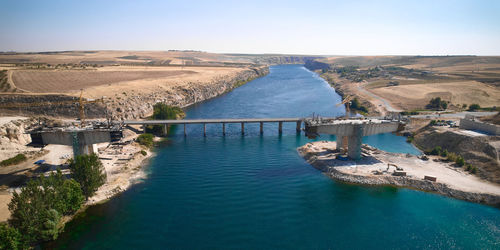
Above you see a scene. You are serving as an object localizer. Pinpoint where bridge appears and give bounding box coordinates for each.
[124,118,304,136]
[30,117,404,160]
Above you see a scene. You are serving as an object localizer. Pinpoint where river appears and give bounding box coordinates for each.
[50,65,499,249]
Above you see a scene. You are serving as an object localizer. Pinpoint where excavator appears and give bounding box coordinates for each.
[0,89,104,127]
[335,95,354,153]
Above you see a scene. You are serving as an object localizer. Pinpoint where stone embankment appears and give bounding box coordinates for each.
[0,66,269,120]
[298,141,500,207]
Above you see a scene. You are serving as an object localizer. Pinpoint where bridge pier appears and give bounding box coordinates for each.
[184,124,186,136]
[296,121,302,133]
[260,122,264,134]
[164,124,169,136]
[347,125,363,160]
[241,123,245,135]
[142,124,146,133]
[279,121,283,133]
[336,135,344,151]
[222,123,226,136]
[203,123,206,137]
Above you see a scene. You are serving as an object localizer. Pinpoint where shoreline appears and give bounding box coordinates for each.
[298,141,500,208]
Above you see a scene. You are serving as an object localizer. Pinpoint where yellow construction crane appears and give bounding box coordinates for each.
[336,95,354,118]
[0,89,104,127]
[335,95,354,153]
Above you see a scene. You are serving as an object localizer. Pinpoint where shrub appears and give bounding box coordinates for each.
[470,166,478,174]
[447,152,458,162]
[430,146,442,156]
[0,154,27,167]
[137,133,154,148]
[69,154,107,199]
[140,150,147,156]
[429,120,437,126]
[455,156,465,166]
[468,104,481,111]
[440,149,448,157]
[465,164,472,171]
[0,223,24,250]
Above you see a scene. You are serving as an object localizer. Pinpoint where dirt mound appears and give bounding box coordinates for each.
[414,127,500,184]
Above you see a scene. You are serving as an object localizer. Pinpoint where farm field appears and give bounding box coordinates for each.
[11,69,196,93]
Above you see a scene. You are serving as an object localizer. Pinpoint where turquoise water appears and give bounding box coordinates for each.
[50,65,499,249]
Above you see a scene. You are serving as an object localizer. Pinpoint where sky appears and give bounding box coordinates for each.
[1,0,499,55]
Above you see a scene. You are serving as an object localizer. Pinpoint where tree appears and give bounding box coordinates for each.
[41,170,84,214]
[426,97,448,110]
[468,104,481,111]
[0,223,24,250]
[152,103,184,120]
[69,154,107,199]
[137,133,154,148]
[7,170,83,245]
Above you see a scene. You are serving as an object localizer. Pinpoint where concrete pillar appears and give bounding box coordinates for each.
[184,124,186,136]
[164,124,168,136]
[347,125,363,160]
[222,123,226,136]
[279,121,283,133]
[241,123,245,135]
[203,123,206,137]
[142,124,146,133]
[296,121,302,133]
[336,135,343,151]
[260,122,264,134]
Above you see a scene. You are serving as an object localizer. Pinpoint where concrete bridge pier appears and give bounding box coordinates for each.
[336,136,344,151]
[203,123,206,137]
[279,121,283,133]
[260,122,264,134]
[241,123,245,135]
[296,121,302,133]
[184,124,187,136]
[347,125,363,160]
[164,124,169,136]
[222,123,226,136]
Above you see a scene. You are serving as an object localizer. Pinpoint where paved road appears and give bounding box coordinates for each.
[409,111,497,119]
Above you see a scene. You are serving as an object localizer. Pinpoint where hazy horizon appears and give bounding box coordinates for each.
[2,0,499,55]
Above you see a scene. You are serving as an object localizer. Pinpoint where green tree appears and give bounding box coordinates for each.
[69,154,107,199]
[430,146,442,155]
[152,103,184,120]
[0,223,24,250]
[468,104,481,111]
[41,170,84,214]
[137,133,154,148]
[8,179,61,244]
[7,170,83,245]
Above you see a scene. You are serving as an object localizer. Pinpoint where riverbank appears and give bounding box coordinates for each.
[298,141,500,207]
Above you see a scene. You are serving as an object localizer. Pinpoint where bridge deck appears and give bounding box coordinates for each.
[124,117,304,125]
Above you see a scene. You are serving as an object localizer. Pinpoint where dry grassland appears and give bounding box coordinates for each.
[370,81,500,110]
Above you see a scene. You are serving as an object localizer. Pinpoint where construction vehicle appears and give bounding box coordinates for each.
[0,89,104,127]
[335,95,354,153]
